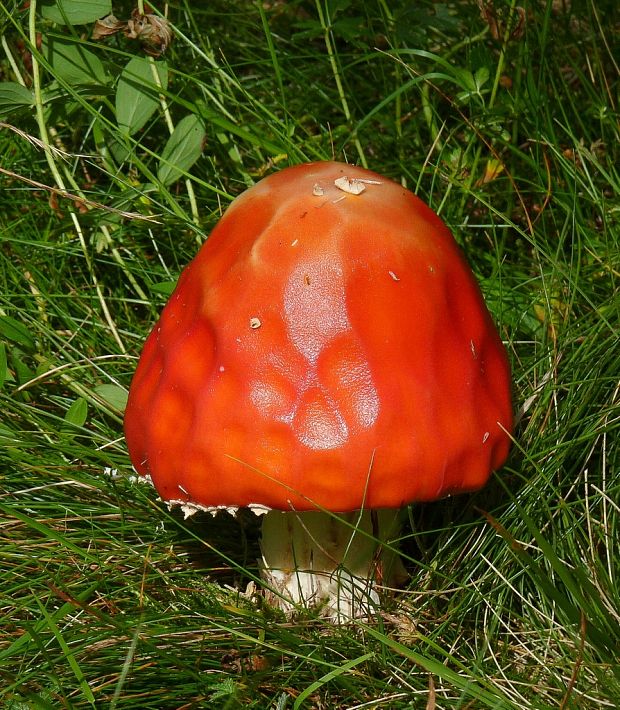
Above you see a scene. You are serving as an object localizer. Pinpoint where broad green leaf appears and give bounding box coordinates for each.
[0,316,36,351]
[149,280,177,296]
[44,35,108,86]
[64,397,88,427]
[41,0,111,25]
[474,65,490,89]
[107,136,132,167]
[455,68,476,92]
[158,114,206,186]
[116,57,168,135]
[10,349,34,386]
[94,384,128,412]
[0,82,34,115]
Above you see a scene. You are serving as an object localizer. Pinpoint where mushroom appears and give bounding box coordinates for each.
[124,161,513,620]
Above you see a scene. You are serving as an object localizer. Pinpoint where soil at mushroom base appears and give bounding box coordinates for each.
[124,160,513,620]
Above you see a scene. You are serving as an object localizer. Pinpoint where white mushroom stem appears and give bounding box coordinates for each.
[258,509,407,621]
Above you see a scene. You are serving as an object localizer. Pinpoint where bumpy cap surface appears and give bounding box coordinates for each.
[124,161,513,512]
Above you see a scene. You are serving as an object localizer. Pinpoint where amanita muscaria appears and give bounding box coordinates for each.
[124,161,512,619]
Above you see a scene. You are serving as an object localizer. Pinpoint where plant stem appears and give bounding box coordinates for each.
[28,0,126,353]
[314,0,366,166]
[148,54,201,235]
[1,34,26,85]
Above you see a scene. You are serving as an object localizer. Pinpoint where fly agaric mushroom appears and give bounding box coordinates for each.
[124,161,512,620]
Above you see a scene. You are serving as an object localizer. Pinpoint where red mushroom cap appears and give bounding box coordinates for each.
[124,161,512,512]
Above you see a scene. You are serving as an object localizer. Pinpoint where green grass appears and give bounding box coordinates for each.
[1,0,619,707]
